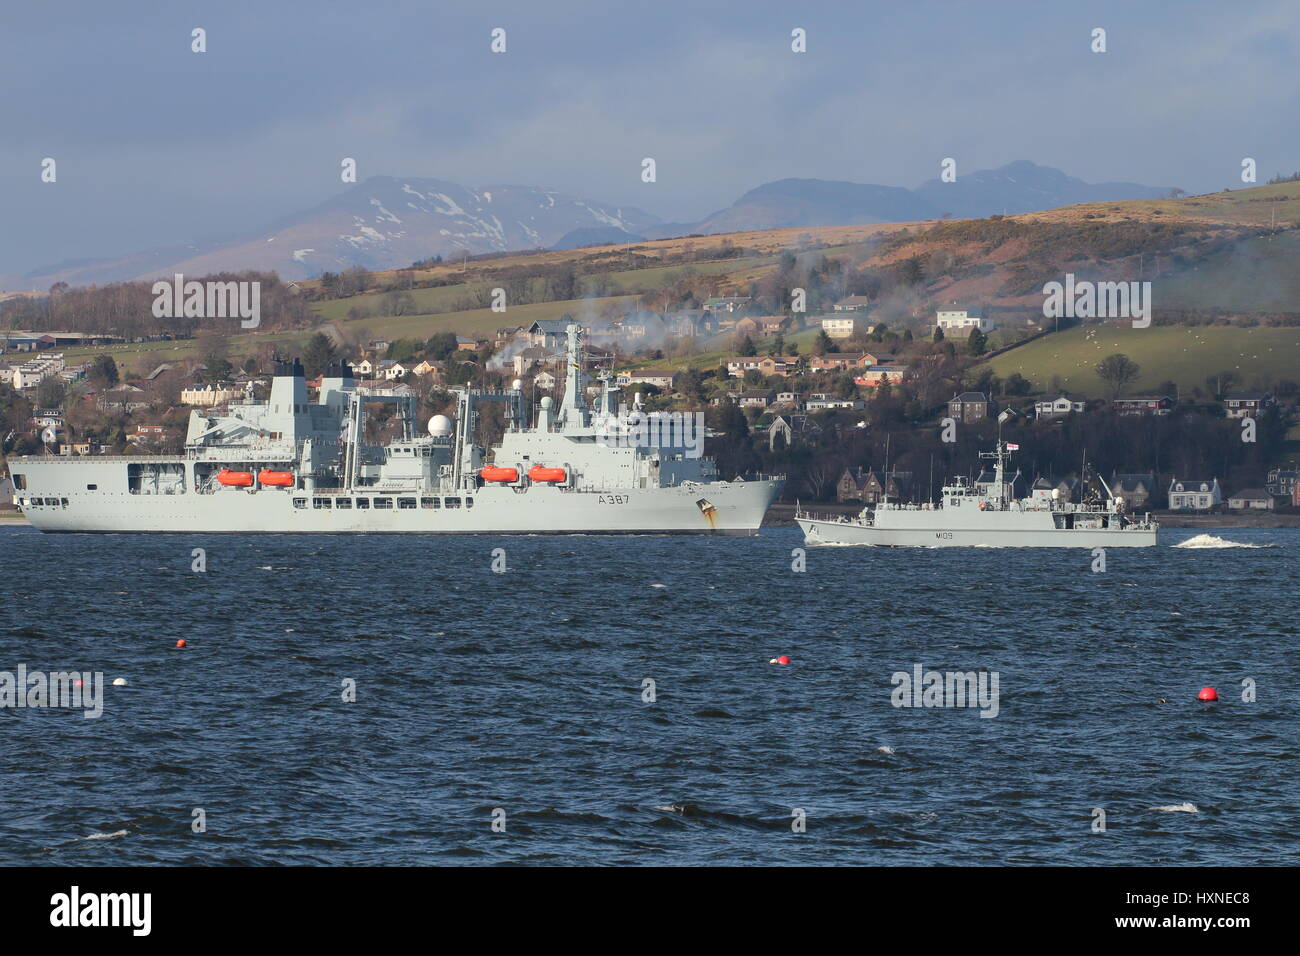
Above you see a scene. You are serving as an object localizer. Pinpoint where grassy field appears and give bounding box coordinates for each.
[1058,182,1300,227]
[310,257,770,325]
[51,329,316,374]
[331,295,643,342]
[985,324,1300,396]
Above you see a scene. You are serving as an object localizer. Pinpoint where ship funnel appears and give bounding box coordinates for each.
[319,361,355,407]
[270,357,308,409]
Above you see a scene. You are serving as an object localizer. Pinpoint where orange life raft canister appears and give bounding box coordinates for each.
[216,469,254,487]
[528,466,567,483]
[258,470,295,487]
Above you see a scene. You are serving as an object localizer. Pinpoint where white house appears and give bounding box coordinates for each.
[820,315,869,339]
[936,308,993,337]
[619,369,679,390]
[1227,488,1273,510]
[1167,477,1222,511]
[1034,394,1086,419]
[181,384,244,407]
[533,370,557,390]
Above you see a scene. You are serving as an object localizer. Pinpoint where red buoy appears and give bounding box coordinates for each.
[176,639,187,648]
[1197,686,1218,701]
[770,655,791,666]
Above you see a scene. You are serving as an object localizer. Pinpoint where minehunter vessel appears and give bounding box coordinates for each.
[795,441,1157,547]
[12,324,782,534]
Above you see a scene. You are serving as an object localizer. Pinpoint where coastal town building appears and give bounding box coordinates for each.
[1222,392,1274,418]
[935,308,993,337]
[948,391,997,423]
[1266,469,1299,501]
[619,369,680,390]
[1227,488,1273,510]
[1110,473,1157,509]
[1034,394,1087,419]
[737,389,776,409]
[180,384,244,407]
[854,365,907,387]
[837,468,912,504]
[820,314,869,338]
[1111,396,1174,416]
[1167,477,1222,511]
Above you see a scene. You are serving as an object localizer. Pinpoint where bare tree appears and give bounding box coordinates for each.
[1096,353,1141,400]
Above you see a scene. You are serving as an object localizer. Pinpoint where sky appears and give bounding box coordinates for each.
[1,0,1298,277]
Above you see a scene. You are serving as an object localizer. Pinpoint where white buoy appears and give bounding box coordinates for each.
[112,678,127,686]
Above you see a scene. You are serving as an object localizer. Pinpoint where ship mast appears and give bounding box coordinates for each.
[557,323,589,430]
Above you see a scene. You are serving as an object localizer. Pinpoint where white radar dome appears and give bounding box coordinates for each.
[512,378,524,391]
[428,415,453,437]
[540,396,554,409]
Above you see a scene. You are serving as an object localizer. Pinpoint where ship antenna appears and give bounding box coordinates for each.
[882,433,890,505]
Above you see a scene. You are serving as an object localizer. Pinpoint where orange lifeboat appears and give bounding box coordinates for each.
[258,470,295,487]
[216,469,254,487]
[479,465,519,483]
[528,465,567,483]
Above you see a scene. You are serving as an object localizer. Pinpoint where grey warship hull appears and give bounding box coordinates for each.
[797,513,1157,548]
[12,323,782,535]
[796,440,1158,548]
[16,462,777,535]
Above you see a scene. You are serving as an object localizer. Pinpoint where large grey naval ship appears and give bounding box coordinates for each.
[12,324,783,534]
[796,441,1158,548]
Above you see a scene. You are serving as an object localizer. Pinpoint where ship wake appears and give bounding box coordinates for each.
[1172,533,1269,549]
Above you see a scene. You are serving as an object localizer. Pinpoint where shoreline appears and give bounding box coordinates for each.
[5,507,1298,531]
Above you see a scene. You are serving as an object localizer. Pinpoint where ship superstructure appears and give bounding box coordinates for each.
[795,441,1157,547]
[12,324,782,534]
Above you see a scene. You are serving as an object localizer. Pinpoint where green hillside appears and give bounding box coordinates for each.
[986,324,1300,396]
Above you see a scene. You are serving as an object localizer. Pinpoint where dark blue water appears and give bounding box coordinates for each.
[1,524,1295,865]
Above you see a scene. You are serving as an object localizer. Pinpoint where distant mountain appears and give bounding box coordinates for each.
[686,161,1176,235]
[689,178,939,234]
[8,177,660,289]
[914,160,1174,218]
[4,162,1177,290]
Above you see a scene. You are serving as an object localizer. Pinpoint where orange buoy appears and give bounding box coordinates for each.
[528,465,567,483]
[176,639,187,648]
[216,469,254,487]
[257,469,295,487]
[1197,686,1218,701]
[479,465,519,483]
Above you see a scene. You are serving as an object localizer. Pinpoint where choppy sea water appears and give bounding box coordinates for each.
[1,525,1295,866]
